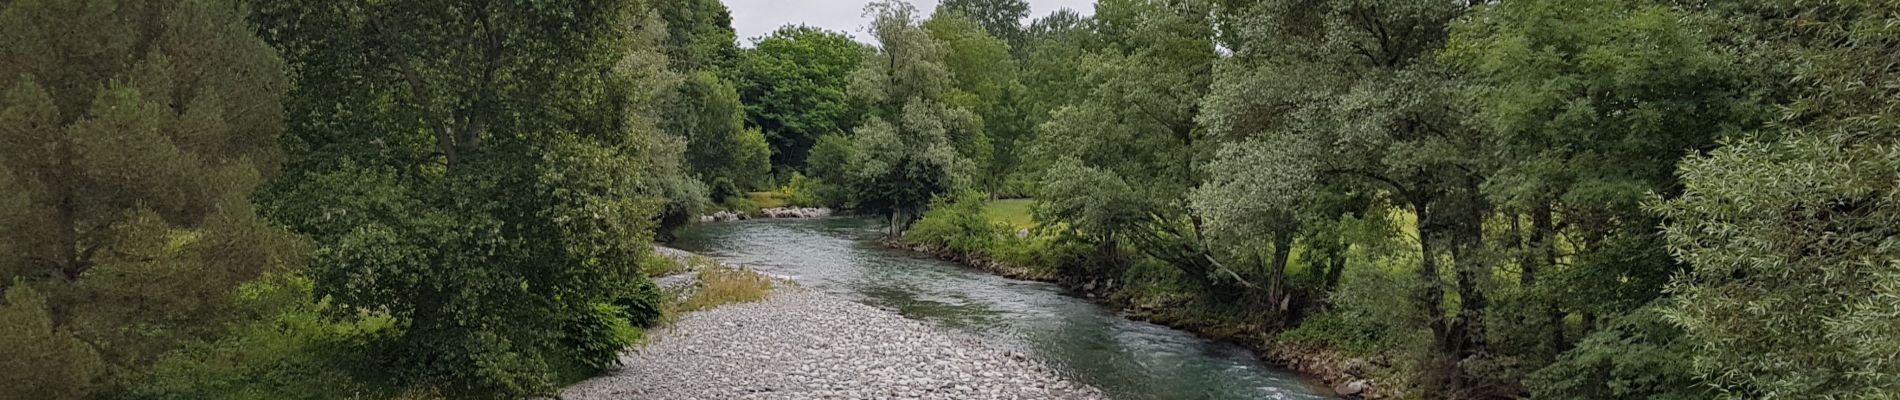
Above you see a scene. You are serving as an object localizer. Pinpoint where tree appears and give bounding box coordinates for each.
[925,11,1026,193]
[937,0,1030,50]
[666,71,771,201]
[1031,0,1223,288]
[844,1,979,234]
[0,0,305,395]
[1655,3,1900,397]
[249,1,680,396]
[1443,0,1755,370]
[733,25,867,170]
[656,0,740,72]
[1198,0,1486,394]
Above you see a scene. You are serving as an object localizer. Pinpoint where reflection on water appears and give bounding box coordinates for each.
[671,217,1335,400]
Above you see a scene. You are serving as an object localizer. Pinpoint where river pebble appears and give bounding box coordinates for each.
[561,284,1105,400]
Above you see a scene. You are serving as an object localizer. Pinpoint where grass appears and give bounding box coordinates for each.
[747,191,789,209]
[638,251,689,277]
[983,199,1035,229]
[663,265,774,322]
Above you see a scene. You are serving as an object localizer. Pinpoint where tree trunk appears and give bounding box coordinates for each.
[1412,201,1456,395]
[1529,205,1564,356]
[1267,229,1295,312]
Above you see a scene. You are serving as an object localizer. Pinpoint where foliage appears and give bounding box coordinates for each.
[248,0,693,396]
[1526,305,1705,400]
[733,26,867,170]
[0,285,105,399]
[0,0,306,396]
[666,71,773,201]
[936,0,1030,50]
[837,1,982,232]
[655,0,740,72]
[131,274,397,400]
[905,191,1005,256]
[1657,137,1900,398]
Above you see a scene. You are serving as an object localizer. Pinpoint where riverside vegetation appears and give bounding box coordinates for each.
[0,0,1896,399]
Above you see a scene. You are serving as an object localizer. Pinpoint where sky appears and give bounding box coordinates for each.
[721,0,1097,45]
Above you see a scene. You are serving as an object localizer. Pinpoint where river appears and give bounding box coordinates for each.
[670,217,1336,400]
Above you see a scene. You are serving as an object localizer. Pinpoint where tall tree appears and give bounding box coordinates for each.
[938,0,1030,50]
[656,0,740,72]
[0,0,303,395]
[1443,0,1755,369]
[249,1,684,396]
[733,25,867,170]
[925,11,1026,193]
[844,1,979,234]
[668,71,772,201]
[1197,0,1484,394]
[1032,0,1222,287]
[1656,1,1900,398]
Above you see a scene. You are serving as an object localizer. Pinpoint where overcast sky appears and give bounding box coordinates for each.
[722,0,1097,45]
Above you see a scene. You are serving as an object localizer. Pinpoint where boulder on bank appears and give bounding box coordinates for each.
[695,207,833,223]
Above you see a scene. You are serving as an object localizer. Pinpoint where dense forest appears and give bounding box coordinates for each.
[0,0,1895,399]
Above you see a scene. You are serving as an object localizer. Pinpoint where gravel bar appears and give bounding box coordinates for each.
[561,283,1105,400]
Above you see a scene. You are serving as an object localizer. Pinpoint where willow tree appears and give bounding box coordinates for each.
[1032,0,1223,288]
[0,0,302,396]
[1656,1,1900,398]
[843,1,979,234]
[1195,0,1485,393]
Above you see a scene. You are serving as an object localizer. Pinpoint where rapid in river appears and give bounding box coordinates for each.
[670,217,1336,400]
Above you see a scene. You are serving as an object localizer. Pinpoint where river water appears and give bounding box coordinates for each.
[671,217,1335,400]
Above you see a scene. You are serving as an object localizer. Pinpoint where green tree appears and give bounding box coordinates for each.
[733,26,867,170]
[249,1,680,396]
[0,0,306,395]
[844,1,980,234]
[666,71,772,201]
[656,0,740,72]
[925,11,1027,194]
[1197,0,1485,393]
[937,0,1030,50]
[1031,0,1223,288]
[1652,2,1900,398]
[1443,0,1755,371]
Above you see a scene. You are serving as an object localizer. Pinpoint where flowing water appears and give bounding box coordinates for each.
[671,217,1337,400]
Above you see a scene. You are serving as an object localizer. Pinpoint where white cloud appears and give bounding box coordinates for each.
[722,0,1097,45]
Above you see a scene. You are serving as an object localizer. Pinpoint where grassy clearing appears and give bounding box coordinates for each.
[662,265,774,324]
[983,199,1035,229]
[748,191,789,209]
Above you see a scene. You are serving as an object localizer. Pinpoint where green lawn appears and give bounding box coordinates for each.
[984,199,1035,229]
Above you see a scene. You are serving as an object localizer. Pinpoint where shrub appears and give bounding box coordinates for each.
[131,274,397,400]
[557,302,641,373]
[1527,305,1708,400]
[904,191,1004,255]
[614,278,666,329]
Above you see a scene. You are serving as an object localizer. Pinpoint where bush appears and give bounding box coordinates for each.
[904,191,1004,255]
[1527,305,1707,400]
[131,274,397,400]
[1281,263,1429,356]
[785,172,847,208]
[614,278,666,329]
[557,302,641,374]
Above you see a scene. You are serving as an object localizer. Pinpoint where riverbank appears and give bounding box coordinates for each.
[890,240,1378,398]
[563,247,1105,400]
